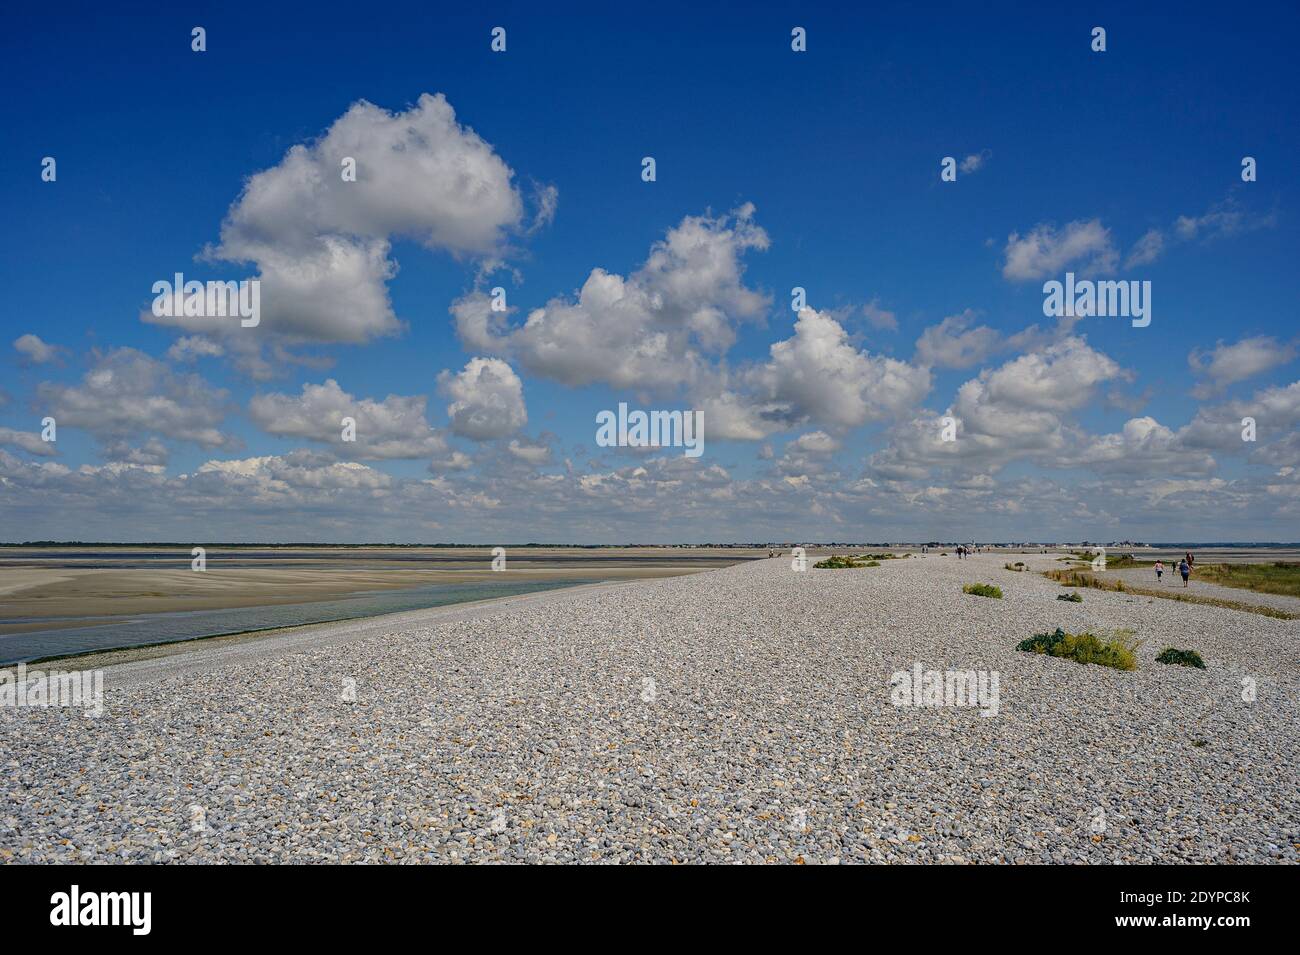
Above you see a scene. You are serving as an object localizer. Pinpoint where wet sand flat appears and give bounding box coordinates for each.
[0,565,705,630]
[0,547,768,635]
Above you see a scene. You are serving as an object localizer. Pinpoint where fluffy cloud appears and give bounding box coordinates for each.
[694,389,773,442]
[1002,219,1117,281]
[167,336,226,362]
[0,428,1293,543]
[788,431,841,454]
[1181,380,1300,452]
[1060,417,1217,476]
[37,348,235,449]
[976,336,1123,414]
[249,378,449,459]
[914,310,1003,369]
[741,308,931,432]
[101,438,170,467]
[453,204,770,391]
[1189,336,1297,396]
[195,451,393,494]
[871,337,1126,477]
[1251,431,1300,468]
[150,93,532,346]
[428,450,474,472]
[0,427,57,457]
[437,358,527,440]
[449,209,927,441]
[507,436,553,465]
[13,334,61,364]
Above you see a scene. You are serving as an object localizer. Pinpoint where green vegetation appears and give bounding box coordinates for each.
[1047,569,1124,591]
[962,583,1003,599]
[814,551,899,568]
[1063,550,1148,569]
[1193,562,1300,599]
[1041,568,1297,620]
[1004,561,1027,571]
[814,555,872,569]
[814,555,860,569]
[1155,647,1206,669]
[1056,592,1083,603]
[1059,557,1300,598]
[1095,554,1146,569]
[1016,627,1139,671]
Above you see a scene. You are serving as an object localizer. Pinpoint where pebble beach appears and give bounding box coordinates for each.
[2,553,1297,864]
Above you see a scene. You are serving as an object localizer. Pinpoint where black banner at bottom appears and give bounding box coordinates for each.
[0,863,1283,941]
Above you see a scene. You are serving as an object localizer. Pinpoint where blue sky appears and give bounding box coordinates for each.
[2,1,1298,543]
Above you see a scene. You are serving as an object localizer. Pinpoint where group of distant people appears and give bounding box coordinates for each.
[1153,552,1195,587]
[938,544,1198,587]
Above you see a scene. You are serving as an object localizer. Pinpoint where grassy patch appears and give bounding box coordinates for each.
[814,555,861,569]
[1056,592,1082,603]
[1016,627,1139,671]
[1192,562,1300,599]
[814,555,879,569]
[1060,558,1300,597]
[1062,550,1148,569]
[963,583,1003,599]
[1004,561,1027,571]
[1096,554,1147,569]
[1046,569,1124,591]
[1155,647,1206,669]
[1041,568,1297,620]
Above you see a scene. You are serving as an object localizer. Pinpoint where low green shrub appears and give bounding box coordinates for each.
[1155,647,1206,669]
[963,583,1003,599]
[1016,627,1138,671]
[1056,592,1083,603]
[814,555,868,569]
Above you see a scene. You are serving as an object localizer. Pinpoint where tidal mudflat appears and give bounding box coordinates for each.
[0,546,761,662]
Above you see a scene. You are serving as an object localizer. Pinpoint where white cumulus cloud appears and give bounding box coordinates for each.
[1002,219,1117,281]
[438,358,528,440]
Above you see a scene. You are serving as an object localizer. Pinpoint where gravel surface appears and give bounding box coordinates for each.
[2,554,1297,864]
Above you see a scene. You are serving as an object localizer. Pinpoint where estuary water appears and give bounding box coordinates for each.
[0,577,598,664]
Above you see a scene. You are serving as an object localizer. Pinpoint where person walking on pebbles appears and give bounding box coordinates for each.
[1154,559,1164,583]
[1178,557,1191,588]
